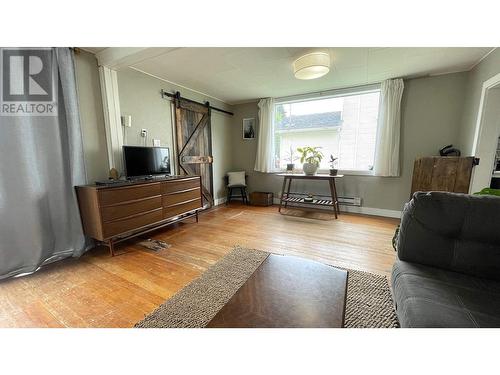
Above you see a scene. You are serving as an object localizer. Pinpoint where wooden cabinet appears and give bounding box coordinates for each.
[76,176,203,256]
[410,156,476,196]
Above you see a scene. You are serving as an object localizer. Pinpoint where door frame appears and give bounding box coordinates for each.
[470,72,500,193]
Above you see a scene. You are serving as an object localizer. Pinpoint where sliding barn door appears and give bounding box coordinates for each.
[174,98,214,207]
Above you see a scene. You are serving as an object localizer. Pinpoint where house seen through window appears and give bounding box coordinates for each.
[273,88,381,172]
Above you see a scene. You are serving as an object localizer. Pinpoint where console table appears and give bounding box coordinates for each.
[277,173,343,219]
[75,175,203,256]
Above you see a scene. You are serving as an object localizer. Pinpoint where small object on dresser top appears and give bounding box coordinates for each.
[95,179,130,186]
[108,167,120,180]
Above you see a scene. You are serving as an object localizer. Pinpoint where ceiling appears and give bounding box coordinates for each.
[81,47,107,54]
[96,47,494,104]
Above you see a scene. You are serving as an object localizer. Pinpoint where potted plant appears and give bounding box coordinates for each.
[297,146,324,175]
[284,146,299,172]
[329,155,338,176]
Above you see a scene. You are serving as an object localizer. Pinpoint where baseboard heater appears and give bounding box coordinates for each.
[338,196,362,206]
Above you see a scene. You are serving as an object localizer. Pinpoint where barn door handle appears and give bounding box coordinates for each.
[181,155,214,164]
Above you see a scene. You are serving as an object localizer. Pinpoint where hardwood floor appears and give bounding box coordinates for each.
[0,204,399,327]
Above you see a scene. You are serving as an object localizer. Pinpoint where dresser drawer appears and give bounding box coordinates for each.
[162,178,200,194]
[163,200,202,219]
[163,188,201,207]
[103,209,163,239]
[101,196,162,222]
[99,183,161,206]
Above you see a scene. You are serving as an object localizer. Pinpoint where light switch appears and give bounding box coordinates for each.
[121,115,132,127]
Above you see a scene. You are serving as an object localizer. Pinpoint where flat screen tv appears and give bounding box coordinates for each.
[123,146,171,178]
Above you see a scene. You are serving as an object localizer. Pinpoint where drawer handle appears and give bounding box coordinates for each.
[164,198,201,209]
[105,207,163,223]
[101,195,162,207]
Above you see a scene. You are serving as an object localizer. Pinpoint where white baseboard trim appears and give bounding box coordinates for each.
[271,198,401,219]
[214,197,227,206]
[339,205,402,219]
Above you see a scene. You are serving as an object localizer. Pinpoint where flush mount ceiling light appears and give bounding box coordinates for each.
[293,52,330,80]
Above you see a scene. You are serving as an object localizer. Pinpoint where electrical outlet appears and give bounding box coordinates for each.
[153,139,161,147]
[141,129,147,137]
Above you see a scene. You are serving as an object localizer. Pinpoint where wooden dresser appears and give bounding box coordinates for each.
[410,156,477,196]
[75,176,203,255]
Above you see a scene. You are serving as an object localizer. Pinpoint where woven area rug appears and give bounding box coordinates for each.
[135,246,399,328]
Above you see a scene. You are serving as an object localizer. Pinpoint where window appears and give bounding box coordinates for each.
[273,88,381,173]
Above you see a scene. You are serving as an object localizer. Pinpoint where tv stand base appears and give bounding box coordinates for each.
[100,210,199,256]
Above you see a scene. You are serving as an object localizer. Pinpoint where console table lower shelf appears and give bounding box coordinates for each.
[282,194,335,207]
[277,173,344,219]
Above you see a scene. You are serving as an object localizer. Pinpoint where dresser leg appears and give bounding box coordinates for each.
[196,210,199,223]
[108,239,115,257]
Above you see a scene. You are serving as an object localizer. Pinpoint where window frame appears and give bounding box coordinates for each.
[272,83,381,176]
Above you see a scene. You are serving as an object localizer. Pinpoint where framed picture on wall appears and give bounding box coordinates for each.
[243,118,256,140]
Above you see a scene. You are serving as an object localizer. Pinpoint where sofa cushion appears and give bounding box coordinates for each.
[392,259,500,327]
[227,171,246,187]
[397,192,500,280]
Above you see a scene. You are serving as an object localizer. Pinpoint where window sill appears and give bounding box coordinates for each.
[335,169,374,177]
[269,169,375,176]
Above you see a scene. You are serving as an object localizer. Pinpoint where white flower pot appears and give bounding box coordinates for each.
[303,163,318,175]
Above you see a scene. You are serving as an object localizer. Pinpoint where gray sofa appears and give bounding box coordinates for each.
[392,191,500,327]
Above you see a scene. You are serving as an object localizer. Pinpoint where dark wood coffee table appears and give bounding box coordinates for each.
[207,254,348,328]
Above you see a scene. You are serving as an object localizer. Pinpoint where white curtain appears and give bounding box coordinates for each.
[373,79,404,176]
[254,98,275,173]
[0,48,89,279]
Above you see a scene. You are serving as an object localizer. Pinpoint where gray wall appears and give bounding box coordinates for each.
[459,48,500,155]
[74,50,109,183]
[116,68,234,200]
[117,69,174,148]
[231,72,468,212]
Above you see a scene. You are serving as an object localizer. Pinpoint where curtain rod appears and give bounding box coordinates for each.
[274,82,383,103]
[161,90,234,116]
